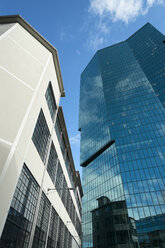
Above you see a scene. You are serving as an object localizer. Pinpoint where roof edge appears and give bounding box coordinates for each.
[0,15,65,97]
[126,22,151,42]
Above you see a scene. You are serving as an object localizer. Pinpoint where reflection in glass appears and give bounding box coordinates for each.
[136,214,165,247]
[79,23,165,248]
[91,197,139,248]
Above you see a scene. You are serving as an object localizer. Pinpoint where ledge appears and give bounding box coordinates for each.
[80,140,115,168]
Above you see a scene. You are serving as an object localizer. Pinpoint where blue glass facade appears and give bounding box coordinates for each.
[79,23,165,248]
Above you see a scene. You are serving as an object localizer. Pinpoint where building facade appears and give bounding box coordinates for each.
[79,23,165,248]
[91,196,139,248]
[0,15,82,248]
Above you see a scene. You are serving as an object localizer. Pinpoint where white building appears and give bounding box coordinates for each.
[0,15,82,248]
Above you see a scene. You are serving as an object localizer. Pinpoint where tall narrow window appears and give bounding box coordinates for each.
[55,115,62,143]
[45,82,57,121]
[47,142,58,184]
[62,177,68,208]
[57,219,65,248]
[32,193,51,248]
[60,135,66,157]
[55,162,64,198]
[47,207,59,248]
[32,109,50,164]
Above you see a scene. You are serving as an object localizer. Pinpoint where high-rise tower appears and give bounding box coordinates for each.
[79,23,165,248]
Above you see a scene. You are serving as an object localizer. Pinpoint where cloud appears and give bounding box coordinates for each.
[82,8,111,51]
[70,133,80,145]
[88,34,104,51]
[76,50,81,55]
[89,0,165,23]
[84,18,109,51]
[59,31,65,41]
[84,0,165,51]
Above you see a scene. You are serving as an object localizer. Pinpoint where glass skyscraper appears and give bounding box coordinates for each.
[79,23,165,248]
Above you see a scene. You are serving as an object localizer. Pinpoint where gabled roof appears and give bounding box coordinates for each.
[0,15,65,97]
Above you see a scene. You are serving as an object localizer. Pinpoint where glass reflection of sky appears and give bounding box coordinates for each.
[79,23,165,248]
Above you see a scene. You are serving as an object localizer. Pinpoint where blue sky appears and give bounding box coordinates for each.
[1,0,165,175]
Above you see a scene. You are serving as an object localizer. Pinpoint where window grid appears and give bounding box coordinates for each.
[47,142,58,184]
[45,82,57,121]
[46,207,59,248]
[32,109,50,164]
[0,164,40,248]
[32,193,51,248]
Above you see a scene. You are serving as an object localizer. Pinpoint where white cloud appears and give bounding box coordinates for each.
[83,10,111,50]
[70,133,80,145]
[88,34,104,50]
[76,49,81,55]
[60,31,65,41]
[89,0,165,23]
[97,19,110,34]
[84,0,165,51]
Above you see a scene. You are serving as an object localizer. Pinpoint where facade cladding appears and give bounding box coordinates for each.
[0,15,82,248]
[79,23,165,248]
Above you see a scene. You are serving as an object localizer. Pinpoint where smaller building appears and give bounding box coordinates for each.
[91,196,139,248]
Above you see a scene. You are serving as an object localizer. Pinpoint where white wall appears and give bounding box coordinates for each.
[0,23,60,236]
[0,22,81,247]
[0,23,15,36]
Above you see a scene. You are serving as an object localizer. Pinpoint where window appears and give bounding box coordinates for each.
[60,135,66,157]
[47,142,58,184]
[64,226,69,248]
[45,82,57,121]
[114,214,127,224]
[32,193,51,247]
[46,207,59,248]
[55,162,64,198]
[62,177,68,208]
[0,164,40,248]
[32,109,50,164]
[55,116,62,143]
[57,219,65,248]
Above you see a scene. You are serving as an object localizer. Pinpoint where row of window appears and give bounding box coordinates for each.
[32,81,82,216]
[46,140,81,237]
[55,115,82,216]
[46,82,82,217]
[0,164,78,248]
[31,82,82,235]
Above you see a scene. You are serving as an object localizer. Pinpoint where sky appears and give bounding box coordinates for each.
[1,0,165,176]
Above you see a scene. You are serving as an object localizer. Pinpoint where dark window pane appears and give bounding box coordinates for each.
[0,164,40,248]
[54,116,61,143]
[32,109,50,164]
[47,207,59,248]
[47,142,58,184]
[45,82,57,121]
[55,162,64,198]
[32,193,51,248]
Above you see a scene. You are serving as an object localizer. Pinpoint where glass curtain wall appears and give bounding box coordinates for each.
[79,23,165,248]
